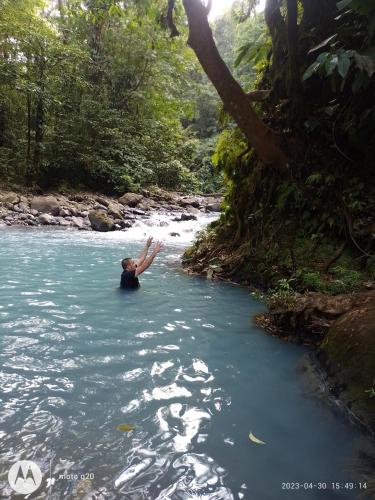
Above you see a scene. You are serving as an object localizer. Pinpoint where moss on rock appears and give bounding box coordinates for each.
[320,297,375,431]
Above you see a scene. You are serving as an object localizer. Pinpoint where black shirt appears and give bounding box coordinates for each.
[120,270,140,289]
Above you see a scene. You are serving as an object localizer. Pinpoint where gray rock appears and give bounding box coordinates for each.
[55,217,71,226]
[186,205,201,215]
[30,209,39,216]
[0,192,20,204]
[71,216,85,229]
[88,210,114,232]
[118,192,143,207]
[179,197,200,208]
[38,213,54,225]
[130,208,146,216]
[206,202,221,212]
[180,213,197,221]
[93,203,107,211]
[18,202,30,213]
[169,232,180,237]
[107,203,123,220]
[59,208,71,217]
[31,196,60,216]
[95,196,109,207]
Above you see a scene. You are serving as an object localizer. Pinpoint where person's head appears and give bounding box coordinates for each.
[121,258,137,271]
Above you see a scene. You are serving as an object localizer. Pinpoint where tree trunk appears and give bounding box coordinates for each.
[182,0,288,167]
[286,0,299,98]
[0,105,5,147]
[27,93,32,166]
[300,0,337,39]
[265,0,287,99]
[31,55,45,180]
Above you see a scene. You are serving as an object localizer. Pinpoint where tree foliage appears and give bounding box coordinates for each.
[0,0,214,193]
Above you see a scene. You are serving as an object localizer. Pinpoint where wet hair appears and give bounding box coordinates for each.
[121,258,132,270]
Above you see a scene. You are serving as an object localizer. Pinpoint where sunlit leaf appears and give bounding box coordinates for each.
[308,35,338,54]
[337,51,351,78]
[249,432,266,445]
[337,0,352,11]
[117,424,135,432]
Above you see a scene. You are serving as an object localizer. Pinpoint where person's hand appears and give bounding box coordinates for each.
[154,241,164,253]
[146,236,153,248]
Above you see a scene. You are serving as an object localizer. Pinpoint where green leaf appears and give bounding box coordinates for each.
[302,61,321,81]
[337,51,351,78]
[325,55,338,76]
[353,52,375,77]
[308,34,338,54]
[337,0,352,10]
[116,424,135,432]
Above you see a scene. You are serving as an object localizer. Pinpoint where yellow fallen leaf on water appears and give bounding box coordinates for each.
[248,432,266,445]
[117,424,135,432]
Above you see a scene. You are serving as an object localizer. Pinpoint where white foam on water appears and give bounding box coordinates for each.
[104,211,218,246]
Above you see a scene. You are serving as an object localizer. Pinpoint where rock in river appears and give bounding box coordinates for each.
[88,210,114,232]
[118,192,143,208]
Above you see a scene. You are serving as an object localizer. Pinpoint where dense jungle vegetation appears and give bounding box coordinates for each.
[0,0,229,193]
[180,0,375,296]
[1,0,375,294]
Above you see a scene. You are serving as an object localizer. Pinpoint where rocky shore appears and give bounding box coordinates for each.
[0,189,222,231]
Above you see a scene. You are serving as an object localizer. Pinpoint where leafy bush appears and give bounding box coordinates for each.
[295,267,363,294]
[266,279,297,309]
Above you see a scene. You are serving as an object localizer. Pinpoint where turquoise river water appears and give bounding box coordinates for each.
[0,223,370,499]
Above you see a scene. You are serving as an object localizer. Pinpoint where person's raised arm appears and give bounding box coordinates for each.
[135,241,163,277]
[136,237,153,266]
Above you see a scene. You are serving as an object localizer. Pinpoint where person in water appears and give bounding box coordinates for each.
[120,237,163,289]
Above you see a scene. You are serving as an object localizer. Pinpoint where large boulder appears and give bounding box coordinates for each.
[107,203,123,220]
[118,192,143,208]
[88,210,114,232]
[0,192,20,205]
[206,202,221,212]
[179,197,200,208]
[31,196,60,215]
[319,296,375,430]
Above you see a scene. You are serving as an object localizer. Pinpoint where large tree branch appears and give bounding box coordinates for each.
[182,0,288,167]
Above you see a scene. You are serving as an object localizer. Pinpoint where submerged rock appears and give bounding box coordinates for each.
[88,210,114,232]
[173,213,197,222]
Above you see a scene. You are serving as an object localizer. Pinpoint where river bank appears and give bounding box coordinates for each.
[0,188,222,232]
[182,241,375,437]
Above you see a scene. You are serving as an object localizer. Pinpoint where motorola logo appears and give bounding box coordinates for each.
[8,460,43,495]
